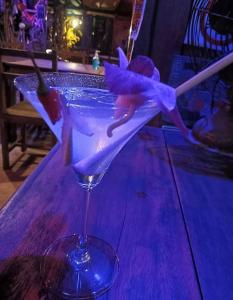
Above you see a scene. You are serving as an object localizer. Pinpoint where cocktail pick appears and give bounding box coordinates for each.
[106,51,233,138]
[62,115,73,166]
[29,53,62,124]
[29,53,74,164]
[28,52,74,164]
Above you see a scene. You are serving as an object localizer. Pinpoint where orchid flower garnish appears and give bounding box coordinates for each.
[105,48,179,137]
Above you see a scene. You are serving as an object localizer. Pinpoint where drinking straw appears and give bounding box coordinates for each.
[176,51,233,96]
[127,0,147,61]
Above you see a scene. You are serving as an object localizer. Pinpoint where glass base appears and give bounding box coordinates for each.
[41,235,119,299]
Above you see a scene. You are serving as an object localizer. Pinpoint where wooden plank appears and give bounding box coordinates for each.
[108,127,201,299]
[164,126,233,300]
[134,0,192,82]
[0,128,201,299]
[152,0,193,82]
[151,0,193,82]
[6,101,41,118]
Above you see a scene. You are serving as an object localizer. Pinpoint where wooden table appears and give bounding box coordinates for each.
[2,56,105,75]
[0,126,233,299]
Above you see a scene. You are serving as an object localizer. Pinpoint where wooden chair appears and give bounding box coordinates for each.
[0,48,58,169]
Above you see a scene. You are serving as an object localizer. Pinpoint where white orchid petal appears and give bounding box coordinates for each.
[117,47,129,69]
[152,67,160,81]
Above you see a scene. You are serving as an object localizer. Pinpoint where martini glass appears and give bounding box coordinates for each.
[15,72,160,299]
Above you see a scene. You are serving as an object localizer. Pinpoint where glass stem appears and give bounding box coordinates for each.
[80,188,91,249]
[68,188,91,268]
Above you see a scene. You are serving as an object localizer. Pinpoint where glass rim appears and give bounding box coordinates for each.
[14,72,159,112]
[14,71,104,89]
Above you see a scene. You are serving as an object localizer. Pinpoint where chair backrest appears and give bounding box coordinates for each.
[0,48,58,115]
[0,48,58,72]
[58,49,89,64]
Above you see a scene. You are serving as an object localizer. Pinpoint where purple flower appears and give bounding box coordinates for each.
[105,47,188,137]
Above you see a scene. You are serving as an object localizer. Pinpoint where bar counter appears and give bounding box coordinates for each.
[0,127,233,299]
[2,55,105,75]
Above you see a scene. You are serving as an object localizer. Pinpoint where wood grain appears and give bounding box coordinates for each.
[133,0,193,83]
[150,0,193,82]
[0,128,200,299]
[164,126,233,300]
[6,101,41,119]
[108,128,200,300]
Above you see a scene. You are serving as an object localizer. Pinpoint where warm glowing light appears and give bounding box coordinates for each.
[63,16,83,48]
[72,18,79,28]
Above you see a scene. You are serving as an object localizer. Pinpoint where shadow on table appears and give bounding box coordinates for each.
[0,254,44,299]
[0,212,73,300]
[166,144,233,179]
[0,254,97,300]
[138,129,233,179]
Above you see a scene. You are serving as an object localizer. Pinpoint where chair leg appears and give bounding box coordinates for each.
[21,125,27,152]
[51,132,57,147]
[1,121,10,169]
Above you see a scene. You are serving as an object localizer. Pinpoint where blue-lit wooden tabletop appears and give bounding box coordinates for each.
[0,126,232,300]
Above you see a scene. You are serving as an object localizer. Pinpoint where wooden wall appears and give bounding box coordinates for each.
[134,0,193,83]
